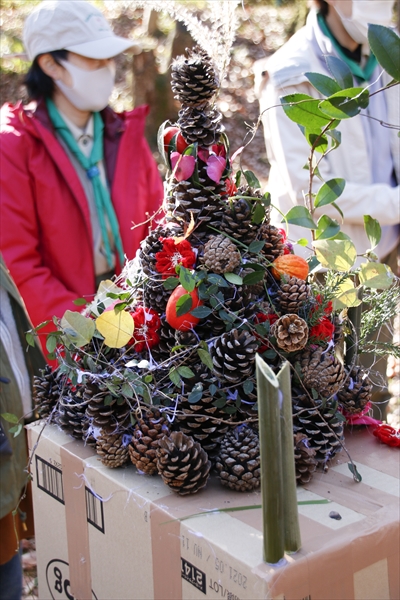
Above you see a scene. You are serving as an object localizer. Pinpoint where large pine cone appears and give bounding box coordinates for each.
[203,235,241,274]
[177,105,223,146]
[277,277,312,315]
[259,224,284,264]
[293,433,318,485]
[220,196,259,246]
[150,318,177,362]
[96,431,130,468]
[56,390,90,440]
[271,314,309,353]
[138,224,183,276]
[84,383,131,433]
[171,47,219,107]
[33,365,62,420]
[337,365,372,414]
[300,347,345,398]
[143,277,170,314]
[166,180,223,234]
[215,425,260,492]
[292,400,344,464]
[156,432,211,495]
[129,409,170,475]
[211,329,258,384]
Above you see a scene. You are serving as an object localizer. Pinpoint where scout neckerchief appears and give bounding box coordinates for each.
[46,98,124,268]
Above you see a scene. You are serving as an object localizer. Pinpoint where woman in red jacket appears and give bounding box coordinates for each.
[0,0,164,356]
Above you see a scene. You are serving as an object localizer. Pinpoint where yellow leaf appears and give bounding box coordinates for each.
[96,310,134,349]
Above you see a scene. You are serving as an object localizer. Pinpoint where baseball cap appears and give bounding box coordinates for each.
[23,0,137,61]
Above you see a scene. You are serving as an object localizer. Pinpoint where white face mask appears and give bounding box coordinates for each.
[55,60,115,112]
[335,1,394,46]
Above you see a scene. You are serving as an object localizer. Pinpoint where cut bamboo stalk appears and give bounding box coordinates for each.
[277,361,301,553]
[256,354,284,564]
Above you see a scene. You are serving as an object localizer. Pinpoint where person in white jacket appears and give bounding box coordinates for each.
[255,0,399,267]
[254,0,399,418]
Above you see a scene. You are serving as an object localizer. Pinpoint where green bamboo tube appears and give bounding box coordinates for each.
[277,361,301,553]
[256,354,284,564]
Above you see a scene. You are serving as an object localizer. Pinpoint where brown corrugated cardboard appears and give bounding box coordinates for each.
[27,423,400,600]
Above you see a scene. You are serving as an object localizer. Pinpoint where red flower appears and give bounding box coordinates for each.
[314,294,333,316]
[129,307,160,353]
[255,312,278,352]
[155,238,196,279]
[198,145,228,183]
[225,177,237,196]
[373,424,400,448]
[309,316,335,342]
[170,152,195,181]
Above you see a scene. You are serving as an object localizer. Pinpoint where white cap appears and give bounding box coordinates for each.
[23,0,137,61]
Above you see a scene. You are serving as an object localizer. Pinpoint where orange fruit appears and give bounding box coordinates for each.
[166,285,203,331]
[271,254,309,281]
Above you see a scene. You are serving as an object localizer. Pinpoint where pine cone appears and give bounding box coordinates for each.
[129,409,170,475]
[84,383,131,433]
[211,329,258,384]
[56,390,90,439]
[33,365,62,420]
[138,224,183,275]
[293,433,317,485]
[292,400,344,464]
[171,47,219,107]
[177,105,223,146]
[300,347,345,398]
[337,365,372,414]
[96,431,130,468]
[271,314,309,352]
[259,224,284,263]
[156,432,211,495]
[143,277,170,314]
[203,235,241,274]
[215,425,260,492]
[220,197,259,246]
[277,276,312,314]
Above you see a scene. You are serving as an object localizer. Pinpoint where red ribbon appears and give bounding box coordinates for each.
[342,402,381,427]
[373,424,400,448]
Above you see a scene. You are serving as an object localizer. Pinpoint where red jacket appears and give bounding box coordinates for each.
[0,100,163,351]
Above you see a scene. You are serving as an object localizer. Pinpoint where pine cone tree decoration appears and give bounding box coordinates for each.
[271,314,309,352]
[177,105,223,146]
[220,197,259,246]
[300,346,345,398]
[259,224,284,264]
[337,365,372,414]
[129,409,170,475]
[56,390,90,439]
[292,400,344,464]
[293,433,318,484]
[203,235,241,274]
[215,425,260,492]
[84,383,131,433]
[171,46,219,107]
[211,329,258,384]
[277,276,312,314]
[33,365,62,420]
[156,431,211,495]
[96,431,130,468]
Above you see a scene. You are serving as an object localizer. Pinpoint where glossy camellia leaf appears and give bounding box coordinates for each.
[315,178,346,209]
[244,170,261,189]
[243,270,265,285]
[326,129,341,149]
[281,93,334,130]
[358,262,395,289]
[319,88,369,119]
[304,72,342,96]
[96,310,134,349]
[315,215,340,240]
[325,55,353,89]
[368,24,400,82]
[175,293,193,317]
[313,239,357,271]
[333,279,362,310]
[363,215,381,250]
[305,129,328,153]
[179,266,196,292]
[224,272,243,285]
[284,206,318,229]
[61,310,96,348]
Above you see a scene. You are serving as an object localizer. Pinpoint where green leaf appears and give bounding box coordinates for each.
[198,348,214,370]
[284,206,318,229]
[305,130,328,154]
[224,273,243,285]
[326,129,342,149]
[368,24,400,81]
[319,88,369,119]
[315,215,340,240]
[188,383,203,404]
[179,267,196,292]
[304,71,342,96]
[1,412,19,424]
[242,379,254,394]
[234,170,242,188]
[207,273,229,287]
[176,294,192,317]
[247,240,265,253]
[313,239,357,271]
[333,280,362,310]
[252,202,265,224]
[169,368,181,387]
[60,310,96,348]
[262,192,271,207]
[163,277,179,290]
[315,178,346,209]
[121,383,134,398]
[46,335,58,354]
[348,462,362,483]
[190,305,212,318]
[363,215,381,250]
[358,262,395,290]
[177,366,195,379]
[213,397,226,408]
[73,298,89,306]
[296,238,309,247]
[244,170,260,189]
[25,332,35,348]
[243,270,265,285]
[35,320,52,331]
[331,202,344,220]
[325,55,353,89]
[281,93,333,129]
[9,424,23,437]
[223,406,237,415]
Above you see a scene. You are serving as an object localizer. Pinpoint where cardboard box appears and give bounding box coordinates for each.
[27,423,400,600]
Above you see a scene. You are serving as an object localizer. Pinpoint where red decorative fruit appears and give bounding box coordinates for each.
[166,285,203,331]
[271,254,309,281]
[163,126,188,154]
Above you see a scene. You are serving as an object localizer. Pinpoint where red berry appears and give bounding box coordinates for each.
[166,285,203,331]
[163,127,188,154]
